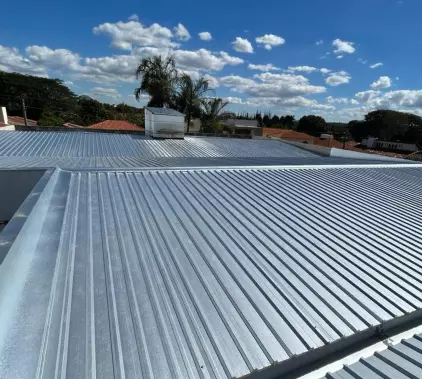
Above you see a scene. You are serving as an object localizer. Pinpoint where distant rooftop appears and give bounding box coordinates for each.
[145,107,185,116]
[88,120,144,132]
[7,116,37,126]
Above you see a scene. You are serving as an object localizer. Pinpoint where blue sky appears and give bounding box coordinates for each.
[1,0,421,121]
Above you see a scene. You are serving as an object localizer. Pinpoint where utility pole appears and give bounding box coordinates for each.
[21,97,28,126]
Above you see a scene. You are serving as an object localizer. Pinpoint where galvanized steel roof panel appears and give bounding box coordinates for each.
[145,107,185,116]
[1,165,422,378]
[322,334,422,379]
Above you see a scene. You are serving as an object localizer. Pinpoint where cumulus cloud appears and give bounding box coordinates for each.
[255,34,285,50]
[173,49,244,71]
[246,96,334,111]
[325,71,351,86]
[223,97,244,104]
[370,62,383,69]
[232,37,254,53]
[90,86,121,99]
[320,68,331,74]
[198,32,212,41]
[174,23,191,41]
[316,40,324,45]
[336,55,344,59]
[128,14,139,21]
[25,46,81,70]
[332,39,355,55]
[350,99,359,105]
[248,63,280,71]
[220,72,325,99]
[0,45,47,76]
[203,74,219,88]
[287,66,318,73]
[327,96,348,104]
[356,90,422,109]
[355,90,381,103]
[64,81,74,86]
[93,20,177,50]
[370,76,392,89]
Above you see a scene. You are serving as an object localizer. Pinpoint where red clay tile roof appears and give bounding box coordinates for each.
[0,122,9,127]
[63,122,84,128]
[7,116,38,126]
[88,120,144,131]
[262,128,314,140]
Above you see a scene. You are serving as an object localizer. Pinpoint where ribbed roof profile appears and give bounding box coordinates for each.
[0,131,318,159]
[1,165,422,378]
[322,334,422,378]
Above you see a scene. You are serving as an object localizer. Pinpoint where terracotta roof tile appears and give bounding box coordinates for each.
[88,120,144,132]
[7,116,38,126]
[262,128,314,140]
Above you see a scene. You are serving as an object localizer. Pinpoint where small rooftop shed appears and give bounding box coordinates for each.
[144,107,185,139]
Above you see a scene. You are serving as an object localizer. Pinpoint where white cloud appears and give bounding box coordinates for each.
[288,66,318,73]
[356,90,381,103]
[174,23,191,41]
[0,45,47,76]
[255,34,285,50]
[223,97,244,104]
[90,86,121,99]
[370,76,391,89]
[332,39,355,55]
[370,62,383,69]
[25,46,81,70]
[248,63,280,71]
[232,37,254,53]
[128,14,139,21]
[246,96,335,111]
[358,58,368,64]
[350,99,359,105]
[203,74,219,88]
[93,20,177,50]
[316,40,324,45]
[325,71,351,86]
[327,96,348,104]
[320,68,331,74]
[220,72,326,99]
[64,81,74,86]
[173,49,244,71]
[336,55,344,59]
[198,32,212,41]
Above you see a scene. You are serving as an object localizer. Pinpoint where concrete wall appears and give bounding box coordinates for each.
[0,125,15,131]
[0,170,46,221]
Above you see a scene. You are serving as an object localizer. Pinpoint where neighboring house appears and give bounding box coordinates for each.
[259,128,315,144]
[362,137,420,152]
[88,120,144,132]
[222,119,259,136]
[7,115,38,127]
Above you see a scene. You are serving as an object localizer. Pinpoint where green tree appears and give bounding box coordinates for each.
[297,115,327,136]
[284,115,295,129]
[38,111,64,126]
[271,115,280,126]
[176,74,212,133]
[134,56,178,107]
[364,110,409,140]
[263,114,271,127]
[200,98,233,133]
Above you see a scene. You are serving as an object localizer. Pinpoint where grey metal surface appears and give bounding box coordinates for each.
[322,334,422,378]
[1,165,422,379]
[145,107,185,116]
[0,155,410,169]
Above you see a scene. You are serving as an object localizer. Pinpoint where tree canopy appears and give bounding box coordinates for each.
[297,115,328,136]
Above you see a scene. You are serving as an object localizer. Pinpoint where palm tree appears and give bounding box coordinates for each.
[176,74,213,133]
[200,98,233,133]
[134,56,178,108]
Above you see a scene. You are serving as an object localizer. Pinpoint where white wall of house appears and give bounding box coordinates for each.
[0,125,15,131]
[362,138,418,152]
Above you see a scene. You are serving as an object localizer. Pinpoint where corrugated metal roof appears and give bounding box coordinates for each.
[1,165,422,378]
[0,131,318,159]
[145,107,184,116]
[322,334,422,378]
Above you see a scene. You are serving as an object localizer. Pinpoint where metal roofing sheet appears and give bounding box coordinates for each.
[0,131,318,158]
[145,107,184,116]
[322,334,422,379]
[1,165,422,378]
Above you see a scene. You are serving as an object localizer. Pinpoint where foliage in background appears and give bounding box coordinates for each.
[0,71,144,127]
[297,115,328,136]
[200,98,233,133]
[176,74,213,133]
[134,56,178,108]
